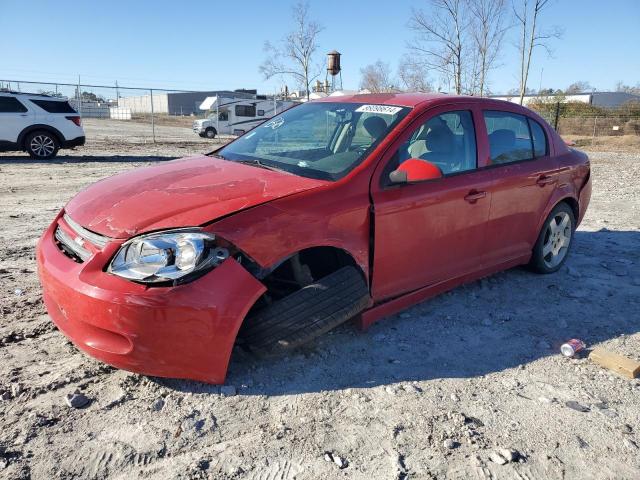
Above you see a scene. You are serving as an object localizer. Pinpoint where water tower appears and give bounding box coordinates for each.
[325,50,343,93]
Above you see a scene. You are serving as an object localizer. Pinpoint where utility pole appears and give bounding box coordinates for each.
[539,68,544,93]
[150,88,156,143]
[115,80,120,104]
[77,75,82,117]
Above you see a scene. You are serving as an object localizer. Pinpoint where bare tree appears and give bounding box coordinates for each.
[615,81,640,96]
[408,0,469,94]
[359,61,397,93]
[398,57,434,92]
[565,81,593,94]
[513,0,562,105]
[260,2,323,100]
[467,0,509,96]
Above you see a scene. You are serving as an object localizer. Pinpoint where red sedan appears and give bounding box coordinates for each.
[37,93,592,384]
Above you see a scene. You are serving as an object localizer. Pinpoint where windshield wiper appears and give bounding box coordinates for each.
[234,158,285,173]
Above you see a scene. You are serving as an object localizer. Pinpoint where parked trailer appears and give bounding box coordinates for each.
[193,96,296,138]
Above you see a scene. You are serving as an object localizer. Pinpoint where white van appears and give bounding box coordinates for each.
[193,96,296,138]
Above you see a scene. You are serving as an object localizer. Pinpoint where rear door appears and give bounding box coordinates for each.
[370,104,494,301]
[0,95,33,143]
[28,98,80,140]
[480,110,559,264]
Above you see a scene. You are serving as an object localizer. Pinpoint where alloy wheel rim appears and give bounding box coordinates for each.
[542,211,572,268]
[30,135,55,157]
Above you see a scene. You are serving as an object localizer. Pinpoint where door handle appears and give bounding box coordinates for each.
[464,190,487,203]
[536,175,556,186]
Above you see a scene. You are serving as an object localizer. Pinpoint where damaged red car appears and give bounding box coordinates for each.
[37,93,592,384]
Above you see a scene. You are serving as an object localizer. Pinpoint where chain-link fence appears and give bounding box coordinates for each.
[3,79,639,153]
[0,79,235,146]
[530,101,640,140]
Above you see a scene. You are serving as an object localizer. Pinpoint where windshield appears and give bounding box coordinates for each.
[216,102,410,180]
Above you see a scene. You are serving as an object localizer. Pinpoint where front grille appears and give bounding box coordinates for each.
[55,227,90,262]
[63,214,108,248]
[54,214,111,262]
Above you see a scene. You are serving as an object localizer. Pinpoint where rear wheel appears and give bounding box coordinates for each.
[238,266,370,356]
[26,131,59,159]
[529,202,575,273]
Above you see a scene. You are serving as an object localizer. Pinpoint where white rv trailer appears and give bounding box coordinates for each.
[193,95,296,138]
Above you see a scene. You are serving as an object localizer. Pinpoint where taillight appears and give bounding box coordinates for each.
[66,116,82,126]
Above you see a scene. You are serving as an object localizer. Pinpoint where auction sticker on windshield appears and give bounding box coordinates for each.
[355,105,404,115]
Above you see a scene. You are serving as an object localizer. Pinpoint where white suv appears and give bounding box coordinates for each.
[0,91,86,159]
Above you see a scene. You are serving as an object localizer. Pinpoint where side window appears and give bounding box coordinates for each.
[30,99,76,113]
[483,111,533,164]
[235,105,256,117]
[218,111,229,121]
[257,109,265,116]
[528,118,548,157]
[0,96,28,113]
[393,110,477,176]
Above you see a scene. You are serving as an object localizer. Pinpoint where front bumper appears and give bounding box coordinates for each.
[36,213,266,384]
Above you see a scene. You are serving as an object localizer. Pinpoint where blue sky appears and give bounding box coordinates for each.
[1,0,638,95]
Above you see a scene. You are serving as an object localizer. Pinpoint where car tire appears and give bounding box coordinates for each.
[205,128,216,139]
[238,266,370,356]
[26,131,59,159]
[529,202,575,274]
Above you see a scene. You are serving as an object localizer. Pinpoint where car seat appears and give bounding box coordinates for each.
[362,116,388,141]
[408,125,455,166]
[488,129,516,163]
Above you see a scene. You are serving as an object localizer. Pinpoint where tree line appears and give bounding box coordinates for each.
[259,1,639,105]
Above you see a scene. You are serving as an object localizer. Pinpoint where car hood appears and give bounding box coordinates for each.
[64,155,327,239]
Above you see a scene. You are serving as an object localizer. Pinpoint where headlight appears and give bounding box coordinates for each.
[108,229,229,284]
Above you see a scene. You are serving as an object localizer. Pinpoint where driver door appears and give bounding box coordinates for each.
[370,104,494,301]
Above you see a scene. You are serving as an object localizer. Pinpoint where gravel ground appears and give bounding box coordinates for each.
[0,131,639,479]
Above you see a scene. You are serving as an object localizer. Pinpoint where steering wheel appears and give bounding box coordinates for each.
[354,145,369,155]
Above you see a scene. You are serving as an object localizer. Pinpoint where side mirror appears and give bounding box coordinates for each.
[389,159,443,184]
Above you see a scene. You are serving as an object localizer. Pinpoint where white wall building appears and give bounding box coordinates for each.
[491,92,640,108]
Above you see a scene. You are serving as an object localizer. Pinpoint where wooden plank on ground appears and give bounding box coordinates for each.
[589,347,640,379]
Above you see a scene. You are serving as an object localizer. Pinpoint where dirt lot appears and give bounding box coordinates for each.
[76,118,234,147]
[0,125,639,479]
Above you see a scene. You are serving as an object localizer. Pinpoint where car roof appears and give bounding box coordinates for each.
[313,92,472,108]
[314,92,535,111]
[0,90,65,99]
[313,92,545,120]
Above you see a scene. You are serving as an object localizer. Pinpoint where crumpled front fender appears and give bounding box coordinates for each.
[38,215,267,384]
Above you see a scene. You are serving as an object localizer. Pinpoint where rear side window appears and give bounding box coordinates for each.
[0,96,28,113]
[528,118,548,157]
[483,111,533,164]
[30,99,77,113]
[235,105,256,117]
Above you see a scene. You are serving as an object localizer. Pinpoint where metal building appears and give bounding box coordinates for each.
[117,90,259,115]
